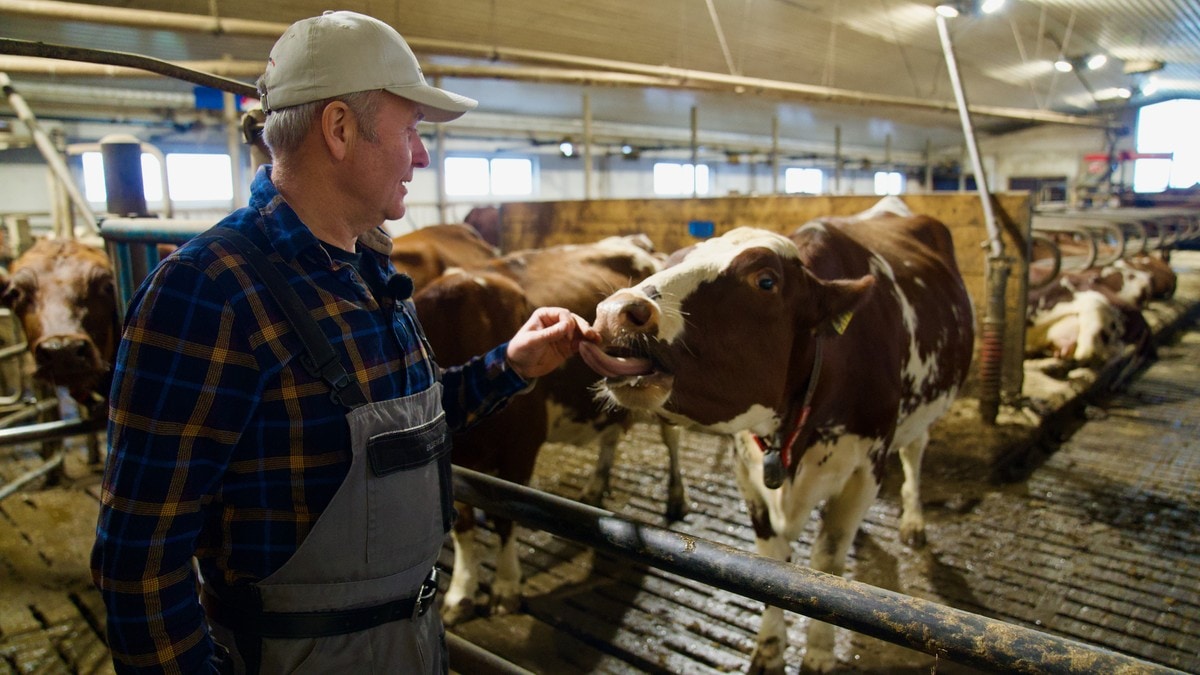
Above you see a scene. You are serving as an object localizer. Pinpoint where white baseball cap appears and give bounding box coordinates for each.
[259,10,478,122]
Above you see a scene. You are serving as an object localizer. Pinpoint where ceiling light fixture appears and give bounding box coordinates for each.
[935,3,960,18]
[980,0,1006,14]
[1054,58,1074,73]
[1086,54,1108,70]
[559,140,575,158]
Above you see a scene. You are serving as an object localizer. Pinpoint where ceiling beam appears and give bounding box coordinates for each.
[0,0,1116,129]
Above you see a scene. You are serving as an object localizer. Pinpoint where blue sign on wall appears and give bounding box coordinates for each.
[688,220,715,238]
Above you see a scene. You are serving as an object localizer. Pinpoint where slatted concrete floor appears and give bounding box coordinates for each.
[444,328,1200,673]
[2,326,1198,674]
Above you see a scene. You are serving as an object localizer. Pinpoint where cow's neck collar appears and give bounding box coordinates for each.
[752,337,824,489]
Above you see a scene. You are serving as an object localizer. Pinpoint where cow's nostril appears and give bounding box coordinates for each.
[35,337,92,365]
[623,300,652,327]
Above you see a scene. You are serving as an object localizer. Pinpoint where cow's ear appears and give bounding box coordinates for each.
[812,275,875,336]
[0,270,14,309]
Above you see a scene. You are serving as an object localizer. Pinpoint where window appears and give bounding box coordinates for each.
[874,171,904,196]
[166,154,233,201]
[445,156,534,197]
[83,152,233,203]
[653,162,709,196]
[1134,99,1200,193]
[785,168,823,194]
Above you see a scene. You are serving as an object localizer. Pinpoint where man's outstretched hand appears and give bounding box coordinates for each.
[505,307,598,380]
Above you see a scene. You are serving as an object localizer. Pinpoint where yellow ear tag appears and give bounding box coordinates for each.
[830,310,854,335]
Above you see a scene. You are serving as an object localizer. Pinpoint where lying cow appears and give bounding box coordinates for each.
[582,212,974,673]
[1026,266,1154,365]
[414,235,680,624]
[1114,253,1176,300]
[0,238,119,412]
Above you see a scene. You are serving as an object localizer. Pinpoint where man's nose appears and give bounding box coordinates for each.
[412,133,430,169]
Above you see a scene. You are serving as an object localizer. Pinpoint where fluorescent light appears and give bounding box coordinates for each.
[981,0,1006,13]
[1054,59,1074,73]
[1116,88,1132,99]
[1086,54,1108,70]
[935,4,960,18]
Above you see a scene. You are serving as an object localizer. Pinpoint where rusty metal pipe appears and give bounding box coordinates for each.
[452,467,1182,674]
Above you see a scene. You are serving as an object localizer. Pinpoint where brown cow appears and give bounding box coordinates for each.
[0,238,119,411]
[390,223,499,291]
[413,268,541,623]
[583,203,974,673]
[463,205,501,248]
[414,235,677,625]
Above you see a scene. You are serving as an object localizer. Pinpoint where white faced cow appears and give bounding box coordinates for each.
[582,207,974,673]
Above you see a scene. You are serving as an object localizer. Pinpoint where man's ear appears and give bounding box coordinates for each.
[320,101,352,161]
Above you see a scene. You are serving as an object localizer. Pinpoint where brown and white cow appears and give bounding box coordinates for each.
[1026,265,1155,365]
[1114,253,1176,300]
[414,235,679,624]
[582,208,974,673]
[390,223,499,292]
[0,238,119,411]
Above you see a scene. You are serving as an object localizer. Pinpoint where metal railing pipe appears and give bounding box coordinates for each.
[451,467,1182,675]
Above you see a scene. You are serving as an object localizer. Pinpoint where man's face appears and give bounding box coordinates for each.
[348,93,430,224]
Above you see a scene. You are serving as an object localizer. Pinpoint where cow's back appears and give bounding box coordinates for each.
[791,215,974,442]
[391,224,498,292]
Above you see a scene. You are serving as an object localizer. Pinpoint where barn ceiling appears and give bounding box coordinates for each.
[1,0,1199,164]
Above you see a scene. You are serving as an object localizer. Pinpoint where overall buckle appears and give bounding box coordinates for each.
[412,568,439,619]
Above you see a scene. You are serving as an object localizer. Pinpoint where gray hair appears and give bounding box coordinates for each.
[259,86,384,158]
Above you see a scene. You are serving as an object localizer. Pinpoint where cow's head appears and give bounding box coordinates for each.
[0,239,118,407]
[582,227,873,437]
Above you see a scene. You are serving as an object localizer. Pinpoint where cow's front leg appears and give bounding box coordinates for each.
[441,502,479,625]
[580,425,623,506]
[661,423,689,521]
[489,518,522,615]
[750,535,791,675]
[804,466,879,673]
[897,431,928,547]
[733,431,790,675]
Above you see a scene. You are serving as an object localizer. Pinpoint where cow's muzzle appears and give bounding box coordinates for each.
[583,290,674,411]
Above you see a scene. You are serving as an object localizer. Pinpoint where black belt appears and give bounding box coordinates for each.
[205,568,439,639]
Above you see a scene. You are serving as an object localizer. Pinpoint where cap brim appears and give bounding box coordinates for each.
[387,83,478,123]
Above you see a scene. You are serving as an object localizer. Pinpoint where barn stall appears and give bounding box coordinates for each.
[2,0,1200,673]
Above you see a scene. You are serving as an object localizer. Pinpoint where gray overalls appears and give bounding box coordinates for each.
[200,228,451,674]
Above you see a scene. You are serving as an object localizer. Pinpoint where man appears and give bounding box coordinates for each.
[91,11,592,674]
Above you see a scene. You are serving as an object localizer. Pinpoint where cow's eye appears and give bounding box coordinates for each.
[756,272,777,291]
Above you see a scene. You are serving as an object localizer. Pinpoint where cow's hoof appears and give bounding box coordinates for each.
[489,578,523,614]
[578,485,605,507]
[440,597,476,626]
[900,523,927,548]
[748,637,786,675]
[665,498,689,523]
[489,588,522,616]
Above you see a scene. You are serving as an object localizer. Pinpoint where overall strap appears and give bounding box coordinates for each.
[204,227,369,409]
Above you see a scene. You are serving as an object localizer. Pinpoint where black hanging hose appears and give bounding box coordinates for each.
[0,37,258,99]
